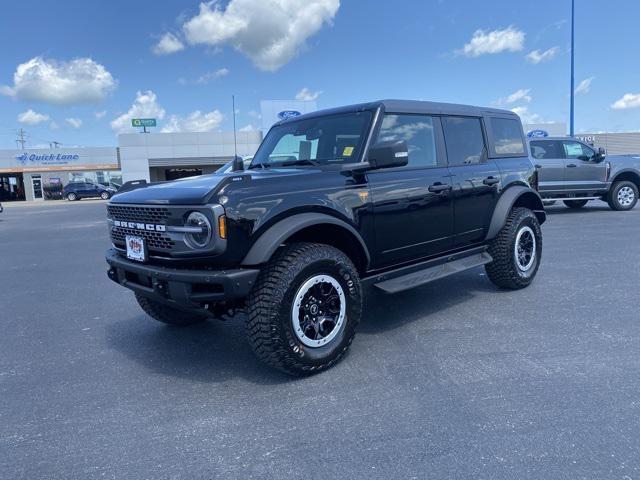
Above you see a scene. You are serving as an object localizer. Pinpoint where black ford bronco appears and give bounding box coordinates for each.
[105,100,546,375]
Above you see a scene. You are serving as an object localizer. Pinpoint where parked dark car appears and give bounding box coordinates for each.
[63,182,117,201]
[106,99,546,375]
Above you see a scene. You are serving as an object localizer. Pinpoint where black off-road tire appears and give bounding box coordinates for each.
[485,207,542,290]
[135,293,207,326]
[564,199,588,209]
[608,180,638,211]
[246,243,362,376]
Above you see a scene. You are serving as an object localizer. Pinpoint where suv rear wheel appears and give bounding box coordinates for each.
[608,180,638,211]
[246,242,362,376]
[564,199,588,209]
[67,192,77,201]
[485,207,542,289]
[135,293,208,326]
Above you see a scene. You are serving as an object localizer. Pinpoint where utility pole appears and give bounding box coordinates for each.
[49,141,62,149]
[569,0,575,137]
[16,128,27,150]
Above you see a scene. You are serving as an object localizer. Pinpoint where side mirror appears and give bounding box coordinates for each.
[368,140,409,170]
[595,147,606,162]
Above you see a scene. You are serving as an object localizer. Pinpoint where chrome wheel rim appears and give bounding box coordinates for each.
[617,186,635,207]
[68,193,76,200]
[291,274,346,348]
[101,192,109,199]
[515,226,536,272]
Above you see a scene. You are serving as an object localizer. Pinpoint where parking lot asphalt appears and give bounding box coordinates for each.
[1,199,640,479]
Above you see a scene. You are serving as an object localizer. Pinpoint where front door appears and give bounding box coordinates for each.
[31,175,43,201]
[561,139,608,192]
[442,116,501,248]
[368,113,454,268]
[529,139,566,194]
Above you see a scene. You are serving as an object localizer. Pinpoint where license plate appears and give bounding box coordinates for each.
[126,235,147,262]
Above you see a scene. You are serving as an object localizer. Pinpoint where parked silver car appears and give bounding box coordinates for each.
[529,137,640,210]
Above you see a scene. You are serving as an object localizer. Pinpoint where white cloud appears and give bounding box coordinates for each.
[611,93,640,110]
[525,46,559,64]
[239,124,257,131]
[182,0,340,71]
[111,90,166,133]
[575,77,594,95]
[95,110,107,119]
[161,109,224,133]
[1,57,116,105]
[495,88,532,106]
[511,106,544,124]
[295,87,322,101]
[248,110,261,119]
[65,117,83,128]
[459,26,525,57]
[17,109,49,125]
[197,68,230,84]
[152,33,185,55]
[50,121,59,130]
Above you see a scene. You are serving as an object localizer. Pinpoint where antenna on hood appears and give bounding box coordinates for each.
[232,95,244,172]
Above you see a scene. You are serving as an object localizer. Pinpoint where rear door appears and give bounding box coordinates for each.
[561,140,608,192]
[442,116,501,248]
[368,113,454,267]
[529,140,566,193]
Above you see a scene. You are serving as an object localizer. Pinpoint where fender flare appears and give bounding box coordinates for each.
[485,186,546,241]
[241,212,371,266]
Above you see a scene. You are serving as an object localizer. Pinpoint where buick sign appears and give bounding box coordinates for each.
[277,110,302,120]
[527,129,549,138]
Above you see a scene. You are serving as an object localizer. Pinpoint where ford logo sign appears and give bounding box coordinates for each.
[277,110,302,120]
[527,129,549,138]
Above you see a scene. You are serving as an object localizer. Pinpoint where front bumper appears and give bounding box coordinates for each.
[105,248,259,309]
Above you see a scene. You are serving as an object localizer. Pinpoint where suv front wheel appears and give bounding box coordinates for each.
[608,180,638,211]
[246,242,362,376]
[485,207,542,289]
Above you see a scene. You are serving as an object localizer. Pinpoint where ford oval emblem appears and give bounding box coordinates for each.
[527,129,549,138]
[277,110,302,120]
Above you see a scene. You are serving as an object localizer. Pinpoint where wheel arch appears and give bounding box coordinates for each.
[611,170,640,189]
[486,186,546,241]
[241,212,370,273]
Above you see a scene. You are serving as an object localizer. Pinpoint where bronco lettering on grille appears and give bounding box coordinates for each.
[113,220,166,232]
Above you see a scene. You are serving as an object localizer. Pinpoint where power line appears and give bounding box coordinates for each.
[16,128,27,150]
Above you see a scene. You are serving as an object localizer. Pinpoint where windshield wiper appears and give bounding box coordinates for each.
[279,159,320,167]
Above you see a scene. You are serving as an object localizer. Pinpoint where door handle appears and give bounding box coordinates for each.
[483,176,500,186]
[567,164,577,168]
[428,183,452,193]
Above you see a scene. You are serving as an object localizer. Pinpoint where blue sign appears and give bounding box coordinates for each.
[277,110,302,120]
[15,152,80,166]
[527,129,549,138]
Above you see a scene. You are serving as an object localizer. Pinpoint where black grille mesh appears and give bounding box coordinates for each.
[108,205,174,252]
[107,205,170,223]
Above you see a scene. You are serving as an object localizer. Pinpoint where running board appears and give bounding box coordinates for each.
[373,251,493,294]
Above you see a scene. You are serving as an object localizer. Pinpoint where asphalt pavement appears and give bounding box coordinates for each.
[1,199,639,479]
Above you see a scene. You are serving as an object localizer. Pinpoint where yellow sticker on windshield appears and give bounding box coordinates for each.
[343,146,354,157]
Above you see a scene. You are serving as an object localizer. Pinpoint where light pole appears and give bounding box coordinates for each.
[569,0,575,137]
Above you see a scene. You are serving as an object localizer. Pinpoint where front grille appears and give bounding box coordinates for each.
[111,226,175,250]
[107,205,170,223]
[108,205,174,252]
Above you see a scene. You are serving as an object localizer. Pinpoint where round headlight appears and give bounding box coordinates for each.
[185,211,212,249]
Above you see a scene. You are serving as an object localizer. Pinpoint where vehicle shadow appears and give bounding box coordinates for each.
[359,268,498,335]
[545,205,613,215]
[105,268,501,383]
[105,314,294,385]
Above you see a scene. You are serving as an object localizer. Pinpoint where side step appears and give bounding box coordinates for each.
[373,252,493,294]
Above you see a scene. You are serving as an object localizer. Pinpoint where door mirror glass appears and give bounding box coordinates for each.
[596,147,606,161]
[368,140,409,170]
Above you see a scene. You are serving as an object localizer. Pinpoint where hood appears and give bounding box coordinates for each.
[110,168,320,205]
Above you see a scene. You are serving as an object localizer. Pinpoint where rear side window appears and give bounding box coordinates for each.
[376,114,438,168]
[489,117,525,155]
[442,116,485,166]
[530,140,563,159]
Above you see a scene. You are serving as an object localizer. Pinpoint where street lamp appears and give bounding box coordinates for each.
[569,0,575,137]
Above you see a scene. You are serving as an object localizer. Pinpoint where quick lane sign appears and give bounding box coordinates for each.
[131,118,156,128]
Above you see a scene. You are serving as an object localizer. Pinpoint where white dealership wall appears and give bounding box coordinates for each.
[118,131,263,183]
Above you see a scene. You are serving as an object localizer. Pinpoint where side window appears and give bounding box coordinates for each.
[489,117,525,155]
[529,140,563,159]
[375,114,438,167]
[442,116,485,166]
[563,141,594,161]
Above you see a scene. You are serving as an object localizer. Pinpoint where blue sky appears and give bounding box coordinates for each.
[0,0,638,149]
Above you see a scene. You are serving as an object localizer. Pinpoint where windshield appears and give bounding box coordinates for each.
[251,111,373,168]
